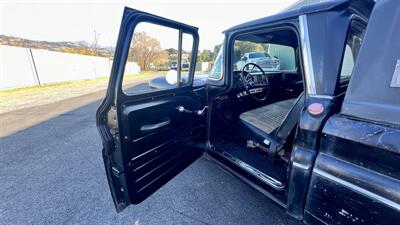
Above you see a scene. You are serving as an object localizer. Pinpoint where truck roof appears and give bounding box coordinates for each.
[225,0,374,33]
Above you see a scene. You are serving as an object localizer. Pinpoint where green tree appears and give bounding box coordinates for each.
[166,48,178,56]
[128,32,166,70]
[213,44,222,58]
[233,41,268,62]
[199,49,213,62]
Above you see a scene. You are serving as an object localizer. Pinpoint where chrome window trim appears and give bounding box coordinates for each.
[292,161,311,170]
[309,94,334,100]
[299,15,317,95]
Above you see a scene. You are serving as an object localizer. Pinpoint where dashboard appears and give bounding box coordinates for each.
[248,73,269,86]
[232,71,303,99]
[232,71,276,89]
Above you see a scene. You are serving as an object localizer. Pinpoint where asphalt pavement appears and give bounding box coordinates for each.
[0,89,300,225]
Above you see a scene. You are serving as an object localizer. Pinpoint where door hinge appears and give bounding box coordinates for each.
[110,128,119,136]
[107,106,118,129]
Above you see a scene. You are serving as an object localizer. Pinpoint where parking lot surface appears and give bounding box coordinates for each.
[0,90,300,225]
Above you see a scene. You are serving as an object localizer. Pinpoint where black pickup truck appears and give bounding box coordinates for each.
[96,0,400,224]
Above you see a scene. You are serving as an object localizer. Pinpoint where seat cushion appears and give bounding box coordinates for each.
[239,98,297,134]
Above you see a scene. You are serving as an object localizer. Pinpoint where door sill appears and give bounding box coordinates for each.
[205,149,287,208]
[221,151,285,190]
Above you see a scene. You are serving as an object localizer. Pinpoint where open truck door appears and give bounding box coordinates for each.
[96,7,206,212]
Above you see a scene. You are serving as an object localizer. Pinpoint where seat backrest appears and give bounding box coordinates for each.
[275,92,305,141]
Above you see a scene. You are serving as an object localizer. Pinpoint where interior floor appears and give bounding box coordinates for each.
[210,114,290,185]
[209,93,302,193]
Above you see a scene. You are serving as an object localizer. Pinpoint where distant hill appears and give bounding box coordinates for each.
[0,35,113,58]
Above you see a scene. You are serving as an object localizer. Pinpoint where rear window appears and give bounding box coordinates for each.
[249,52,268,58]
[233,40,297,72]
[339,20,366,84]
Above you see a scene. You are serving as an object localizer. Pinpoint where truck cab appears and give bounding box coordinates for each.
[96,0,400,224]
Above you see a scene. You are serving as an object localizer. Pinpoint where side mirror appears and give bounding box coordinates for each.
[165,70,178,85]
[242,56,248,61]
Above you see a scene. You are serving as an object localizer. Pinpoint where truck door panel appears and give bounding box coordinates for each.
[96,7,205,212]
[305,115,400,224]
[305,0,400,224]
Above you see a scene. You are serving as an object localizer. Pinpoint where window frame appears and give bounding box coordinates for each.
[119,18,199,97]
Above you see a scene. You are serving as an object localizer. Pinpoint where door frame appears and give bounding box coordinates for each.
[96,7,201,212]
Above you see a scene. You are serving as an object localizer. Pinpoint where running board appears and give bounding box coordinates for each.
[222,152,285,191]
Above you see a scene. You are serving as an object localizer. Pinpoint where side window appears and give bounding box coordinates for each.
[339,20,366,84]
[340,45,355,81]
[122,22,195,95]
[208,45,223,80]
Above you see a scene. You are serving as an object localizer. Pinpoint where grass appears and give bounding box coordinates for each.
[0,71,163,94]
[0,77,109,94]
[0,71,163,114]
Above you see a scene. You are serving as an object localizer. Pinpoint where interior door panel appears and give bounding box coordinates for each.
[119,94,206,204]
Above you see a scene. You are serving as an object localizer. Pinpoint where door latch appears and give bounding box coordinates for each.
[176,106,208,116]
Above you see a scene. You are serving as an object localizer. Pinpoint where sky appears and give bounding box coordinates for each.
[0,0,298,51]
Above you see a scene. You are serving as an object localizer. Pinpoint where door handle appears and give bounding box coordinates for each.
[140,119,170,132]
[176,106,208,116]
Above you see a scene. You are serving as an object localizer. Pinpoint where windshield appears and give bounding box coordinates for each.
[208,44,223,80]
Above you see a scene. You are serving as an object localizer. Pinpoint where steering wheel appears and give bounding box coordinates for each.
[240,63,270,101]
